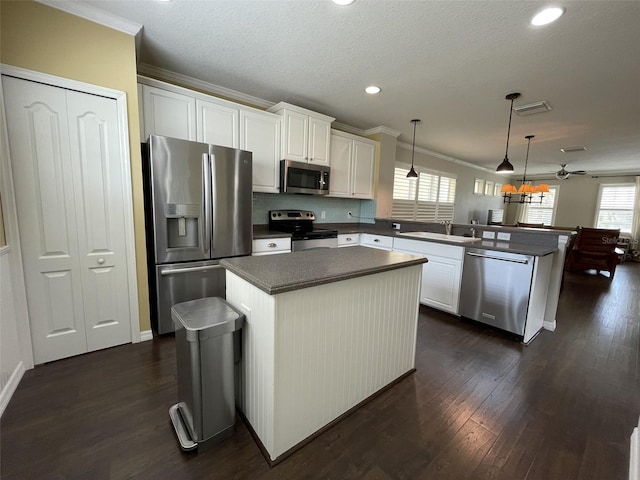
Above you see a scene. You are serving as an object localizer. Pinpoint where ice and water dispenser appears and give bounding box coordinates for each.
[165,203,200,249]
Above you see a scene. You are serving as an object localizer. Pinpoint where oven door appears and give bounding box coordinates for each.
[292,237,338,251]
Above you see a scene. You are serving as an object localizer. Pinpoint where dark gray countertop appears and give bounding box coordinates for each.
[221,246,427,295]
[252,223,558,256]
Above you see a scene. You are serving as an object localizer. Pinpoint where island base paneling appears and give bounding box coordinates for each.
[226,265,422,462]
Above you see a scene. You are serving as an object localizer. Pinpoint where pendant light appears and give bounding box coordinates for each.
[496,92,521,173]
[406,119,421,178]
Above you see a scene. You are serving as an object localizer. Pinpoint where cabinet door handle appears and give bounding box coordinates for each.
[374,239,380,243]
[97,258,105,265]
[268,243,277,248]
[346,237,352,241]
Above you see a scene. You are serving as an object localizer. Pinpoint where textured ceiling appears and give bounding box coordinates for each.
[72,0,640,176]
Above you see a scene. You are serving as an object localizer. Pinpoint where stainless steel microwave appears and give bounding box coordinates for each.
[280,160,330,195]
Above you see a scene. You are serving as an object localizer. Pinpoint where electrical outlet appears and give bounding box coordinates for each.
[321,210,326,219]
[392,223,401,230]
[497,232,511,241]
[482,231,495,239]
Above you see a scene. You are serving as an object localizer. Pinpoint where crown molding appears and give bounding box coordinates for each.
[363,126,402,138]
[36,0,142,36]
[332,122,401,138]
[397,141,497,174]
[138,63,275,110]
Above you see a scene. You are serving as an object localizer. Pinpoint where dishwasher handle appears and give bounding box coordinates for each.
[160,264,224,276]
[466,251,529,265]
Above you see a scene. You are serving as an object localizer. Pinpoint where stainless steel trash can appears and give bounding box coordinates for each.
[169,297,244,452]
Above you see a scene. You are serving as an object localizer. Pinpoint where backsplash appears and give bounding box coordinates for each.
[253,193,376,225]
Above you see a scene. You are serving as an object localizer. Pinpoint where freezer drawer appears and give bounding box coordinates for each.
[459,248,534,336]
[153,261,225,335]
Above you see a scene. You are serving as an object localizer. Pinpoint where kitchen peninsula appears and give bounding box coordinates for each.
[220,247,426,463]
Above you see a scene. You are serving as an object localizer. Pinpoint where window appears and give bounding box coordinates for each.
[474,178,485,195]
[526,186,558,226]
[595,184,636,233]
[392,166,456,221]
[485,181,494,196]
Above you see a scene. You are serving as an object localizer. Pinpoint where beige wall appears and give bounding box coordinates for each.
[0,194,5,247]
[0,1,150,331]
[505,174,637,229]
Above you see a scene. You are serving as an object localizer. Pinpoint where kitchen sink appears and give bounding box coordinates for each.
[398,231,483,243]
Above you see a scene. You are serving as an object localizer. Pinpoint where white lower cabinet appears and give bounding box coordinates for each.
[252,238,291,256]
[360,234,393,251]
[393,237,463,315]
[337,233,360,247]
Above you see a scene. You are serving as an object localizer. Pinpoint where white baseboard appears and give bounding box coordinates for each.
[140,330,153,342]
[543,319,557,331]
[0,361,25,417]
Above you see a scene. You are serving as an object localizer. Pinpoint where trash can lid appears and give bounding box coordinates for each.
[171,297,244,340]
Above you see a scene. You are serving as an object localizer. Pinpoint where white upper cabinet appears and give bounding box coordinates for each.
[328,133,352,197]
[141,85,196,141]
[139,77,282,193]
[268,102,334,167]
[196,98,239,148]
[240,109,281,193]
[329,130,377,199]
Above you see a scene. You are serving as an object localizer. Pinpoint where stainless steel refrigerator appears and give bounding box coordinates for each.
[142,135,252,335]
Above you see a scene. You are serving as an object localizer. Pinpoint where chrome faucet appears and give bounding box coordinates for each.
[441,220,452,235]
[470,227,476,238]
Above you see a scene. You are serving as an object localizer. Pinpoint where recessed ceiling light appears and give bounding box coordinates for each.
[333,0,355,5]
[365,85,381,95]
[531,7,565,26]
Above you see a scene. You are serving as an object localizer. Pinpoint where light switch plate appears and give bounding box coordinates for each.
[497,232,511,241]
[482,231,495,239]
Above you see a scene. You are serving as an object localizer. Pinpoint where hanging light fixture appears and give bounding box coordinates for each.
[501,135,549,204]
[496,92,521,173]
[406,119,421,178]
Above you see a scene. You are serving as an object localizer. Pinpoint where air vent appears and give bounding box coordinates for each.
[513,101,552,116]
[560,146,588,153]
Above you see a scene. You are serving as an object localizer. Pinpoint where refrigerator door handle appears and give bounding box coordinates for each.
[202,153,212,258]
[160,264,224,276]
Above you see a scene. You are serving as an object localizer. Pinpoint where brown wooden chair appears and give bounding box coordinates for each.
[517,222,544,228]
[565,227,621,280]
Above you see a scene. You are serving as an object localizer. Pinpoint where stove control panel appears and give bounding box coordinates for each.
[269,210,315,222]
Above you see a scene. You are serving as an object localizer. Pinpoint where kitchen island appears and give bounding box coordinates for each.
[220,247,426,463]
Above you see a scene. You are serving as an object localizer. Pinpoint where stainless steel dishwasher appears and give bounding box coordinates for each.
[459,248,534,337]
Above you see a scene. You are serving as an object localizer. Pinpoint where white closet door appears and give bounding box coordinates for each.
[66,91,132,351]
[2,76,132,363]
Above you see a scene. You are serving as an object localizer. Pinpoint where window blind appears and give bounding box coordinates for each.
[392,166,456,222]
[526,187,558,225]
[596,184,636,233]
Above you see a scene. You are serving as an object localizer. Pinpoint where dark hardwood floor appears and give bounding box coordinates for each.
[2,263,639,479]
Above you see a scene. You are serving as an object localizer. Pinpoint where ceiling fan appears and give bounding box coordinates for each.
[555,164,587,180]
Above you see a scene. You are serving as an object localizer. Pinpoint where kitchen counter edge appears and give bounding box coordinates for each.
[221,246,427,295]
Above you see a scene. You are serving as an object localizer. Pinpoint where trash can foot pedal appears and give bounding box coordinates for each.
[169,404,198,452]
